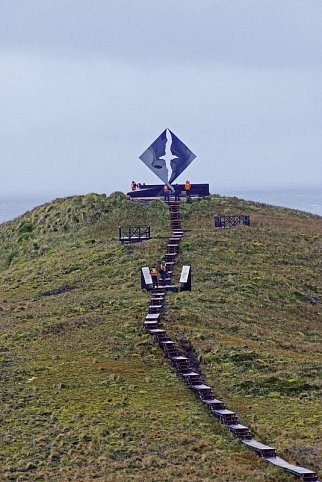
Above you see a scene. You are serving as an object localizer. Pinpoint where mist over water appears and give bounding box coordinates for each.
[222,187,322,217]
[0,196,51,224]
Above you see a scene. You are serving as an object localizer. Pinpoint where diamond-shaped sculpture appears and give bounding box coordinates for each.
[139,129,196,185]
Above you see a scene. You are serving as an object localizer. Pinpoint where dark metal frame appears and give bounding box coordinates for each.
[214,215,250,228]
[119,225,151,243]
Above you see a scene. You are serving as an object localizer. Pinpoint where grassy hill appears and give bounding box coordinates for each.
[0,193,321,481]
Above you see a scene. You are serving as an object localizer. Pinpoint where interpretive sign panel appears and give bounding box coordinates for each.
[141,266,153,290]
[180,265,191,291]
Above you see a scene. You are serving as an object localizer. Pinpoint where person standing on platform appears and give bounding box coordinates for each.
[184,180,191,199]
[163,184,170,202]
[174,184,181,201]
[131,181,137,191]
[150,266,159,288]
[159,260,167,285]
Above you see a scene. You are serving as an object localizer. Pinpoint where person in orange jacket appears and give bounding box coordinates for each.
[184,180,191,199]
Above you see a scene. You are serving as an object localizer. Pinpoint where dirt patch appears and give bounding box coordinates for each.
[40,285,76,296]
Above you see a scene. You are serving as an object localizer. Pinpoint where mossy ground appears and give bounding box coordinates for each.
[0,193,321,481]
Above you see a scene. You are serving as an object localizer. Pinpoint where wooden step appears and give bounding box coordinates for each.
[163,284,178,292]
[150,296,165,305]
[229,424,253,440]
[181,371,202,386]
[172,356,190,373]
[144,320,159,331]
[167,244,178,253]
[242,439,277,458]
[165,253,177,262]
[145,313,160,321]
[201,398,225,410]
[148,329,168,342]
[168,238,181,244]
[192,384,214,400]
[160,340,179,358]
[264,456,319,480]
[165,261,175,268]
[213,409,239,425]
[148,304,163,313]
[153,287,166,295]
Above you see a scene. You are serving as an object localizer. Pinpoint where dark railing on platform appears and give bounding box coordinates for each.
[127,183,210,199]
[215,215,250,228]
[119,225,151,243]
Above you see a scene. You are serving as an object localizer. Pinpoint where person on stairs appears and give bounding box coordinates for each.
[159,260,167,286]
[174,184,181,201]
[184,180,191,199]
[163,184,170,203]
[150,266,159,288]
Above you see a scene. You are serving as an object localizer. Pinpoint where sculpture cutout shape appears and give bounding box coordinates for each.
[139,129,196,185]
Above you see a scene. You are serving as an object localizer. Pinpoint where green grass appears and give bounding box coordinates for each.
[0,193,321,481]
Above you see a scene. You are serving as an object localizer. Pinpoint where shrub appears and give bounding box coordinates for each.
[18,221,33,234]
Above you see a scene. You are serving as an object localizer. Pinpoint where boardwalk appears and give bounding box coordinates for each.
[141,200,319,482]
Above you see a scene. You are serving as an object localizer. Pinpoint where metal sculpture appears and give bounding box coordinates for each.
[139,129,196,185]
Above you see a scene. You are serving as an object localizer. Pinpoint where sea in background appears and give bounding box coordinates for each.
[221,186,322,217]
[0,196,52,224]
[0,187,321,224]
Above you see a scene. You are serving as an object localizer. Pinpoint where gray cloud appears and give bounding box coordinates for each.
[0,0,321,197]
[1,0,322,68]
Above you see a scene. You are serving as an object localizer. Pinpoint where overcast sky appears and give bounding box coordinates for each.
[1,0,322,198]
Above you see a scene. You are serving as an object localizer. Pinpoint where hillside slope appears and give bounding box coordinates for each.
[0,193,321,481]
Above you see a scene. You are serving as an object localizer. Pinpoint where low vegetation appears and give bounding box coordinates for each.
[0,192,321,481]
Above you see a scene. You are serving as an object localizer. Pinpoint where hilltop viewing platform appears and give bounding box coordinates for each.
[127,183,210,200]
